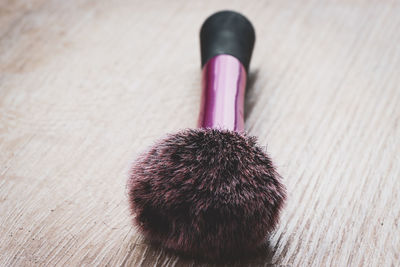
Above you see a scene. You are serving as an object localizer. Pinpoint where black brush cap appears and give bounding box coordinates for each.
[200,10,256,72]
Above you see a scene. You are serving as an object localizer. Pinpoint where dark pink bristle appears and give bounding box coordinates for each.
[127,128,286,260]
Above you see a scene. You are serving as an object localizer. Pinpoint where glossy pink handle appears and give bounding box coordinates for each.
[197,54,247,131]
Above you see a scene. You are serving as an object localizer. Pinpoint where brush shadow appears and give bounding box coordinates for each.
[244,69,260,121]
[126,237,279,267]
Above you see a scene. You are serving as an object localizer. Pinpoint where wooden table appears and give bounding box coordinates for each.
[1,0,399,266]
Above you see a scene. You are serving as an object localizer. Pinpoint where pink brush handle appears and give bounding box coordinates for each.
[197,54,247,131]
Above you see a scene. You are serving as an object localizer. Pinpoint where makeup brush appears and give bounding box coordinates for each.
[128,10,286,260]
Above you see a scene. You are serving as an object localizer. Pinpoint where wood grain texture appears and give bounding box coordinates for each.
[0,0,399,266]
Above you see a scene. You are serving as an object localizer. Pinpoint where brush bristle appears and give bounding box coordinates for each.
[127,128,286,260]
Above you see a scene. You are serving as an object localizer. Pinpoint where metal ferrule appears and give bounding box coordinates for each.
[197,54,247,131]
